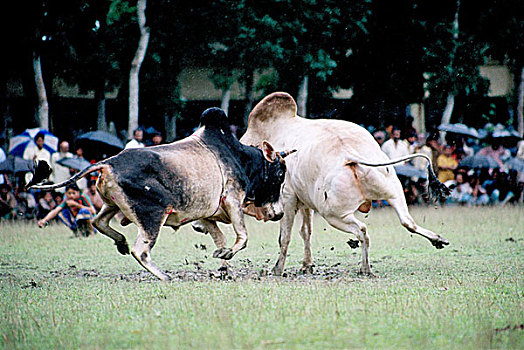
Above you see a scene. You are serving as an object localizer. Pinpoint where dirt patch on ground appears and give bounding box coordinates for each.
[41,263,370,283]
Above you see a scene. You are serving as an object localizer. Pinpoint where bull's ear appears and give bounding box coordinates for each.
[261,140,277,163]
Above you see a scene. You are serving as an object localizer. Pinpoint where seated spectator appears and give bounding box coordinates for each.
[37,183,96,237]
[437,145,458,183]
[37,191,57,220]
[85,179,103,212]
[54,192,63,206]
[467,171,490,205]
[447,173,474,206]
[0,183,17,220]
[482,169,515,205]
[15,186,37,219]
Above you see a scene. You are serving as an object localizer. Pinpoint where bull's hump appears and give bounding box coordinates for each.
[248,92,297,124]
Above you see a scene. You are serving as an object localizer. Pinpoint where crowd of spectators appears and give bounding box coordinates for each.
[372,123,524,207]
[1,123,522,231]
[0,128,166,236]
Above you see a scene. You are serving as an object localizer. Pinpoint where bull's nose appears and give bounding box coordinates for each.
[270,212,284,221]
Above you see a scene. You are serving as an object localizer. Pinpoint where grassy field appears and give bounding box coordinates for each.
[0,206,523,349]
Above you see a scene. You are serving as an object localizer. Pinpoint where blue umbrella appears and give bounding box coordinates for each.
[76,131,124,149]
[57,157,92,171]
[8,128,59,157]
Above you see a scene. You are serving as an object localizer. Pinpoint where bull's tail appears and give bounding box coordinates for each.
[345,153,451,201]
[27,160,109,191]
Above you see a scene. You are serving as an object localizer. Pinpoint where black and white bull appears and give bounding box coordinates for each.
[29,108,295,281]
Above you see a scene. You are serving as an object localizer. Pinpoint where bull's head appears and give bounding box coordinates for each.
[243,141,296,221]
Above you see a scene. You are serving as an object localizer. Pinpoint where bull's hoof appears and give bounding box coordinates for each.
[347,239,360,249]
[432,237,450,249]
[116,241,130,255]
[300,264,314,275]
[213,248,234,260]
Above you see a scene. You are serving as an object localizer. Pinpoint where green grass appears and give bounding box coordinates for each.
[1,206,523,349]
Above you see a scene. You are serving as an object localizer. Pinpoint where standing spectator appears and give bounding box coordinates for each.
[125,129,145,149]
[381,126,410,160]
[437,145,458,183]
[50,141,73,193]
[37,191,57,220]
[85,179,103,212]
[0,183,17,220]
[23,132,51,185]
[37,183,96,237]
[73,146,88,190]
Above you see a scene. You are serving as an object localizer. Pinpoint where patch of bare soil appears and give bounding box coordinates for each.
[42,262,370,283]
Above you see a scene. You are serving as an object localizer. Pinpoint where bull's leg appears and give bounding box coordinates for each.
[92,205,130,255]
[387,196,449,249]
[131,217,170,281]
[298,208,314,274]
[214,198,248,261]
[272,197,299,276]
[325,214,373,276]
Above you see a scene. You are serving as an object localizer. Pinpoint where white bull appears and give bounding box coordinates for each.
[240,92,450,276]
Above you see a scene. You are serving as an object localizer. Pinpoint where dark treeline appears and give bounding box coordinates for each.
[1,0,523,143]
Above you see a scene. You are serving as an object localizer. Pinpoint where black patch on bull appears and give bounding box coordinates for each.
[107,149,191,234]
[199,108,286,206]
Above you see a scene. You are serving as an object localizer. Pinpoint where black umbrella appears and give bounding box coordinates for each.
[0,155,33,174]
[394,165,428,179]
[57,157,92,171]
[76,131,124,149]
[459,154,501,169]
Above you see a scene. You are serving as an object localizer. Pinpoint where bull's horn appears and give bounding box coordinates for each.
[279,149,297,158]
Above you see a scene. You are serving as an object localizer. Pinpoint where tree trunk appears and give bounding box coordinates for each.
[440,0,460,143]
[517,65,524,138]
[95,79,107,131]
[165,113,177,143]
[33,51,49,130]
[297,75,309,117]
[221,86,232,115]
[440,92,455,143]
[441,92,455,125]
[128,0,150,139]
[243,69,255,128]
